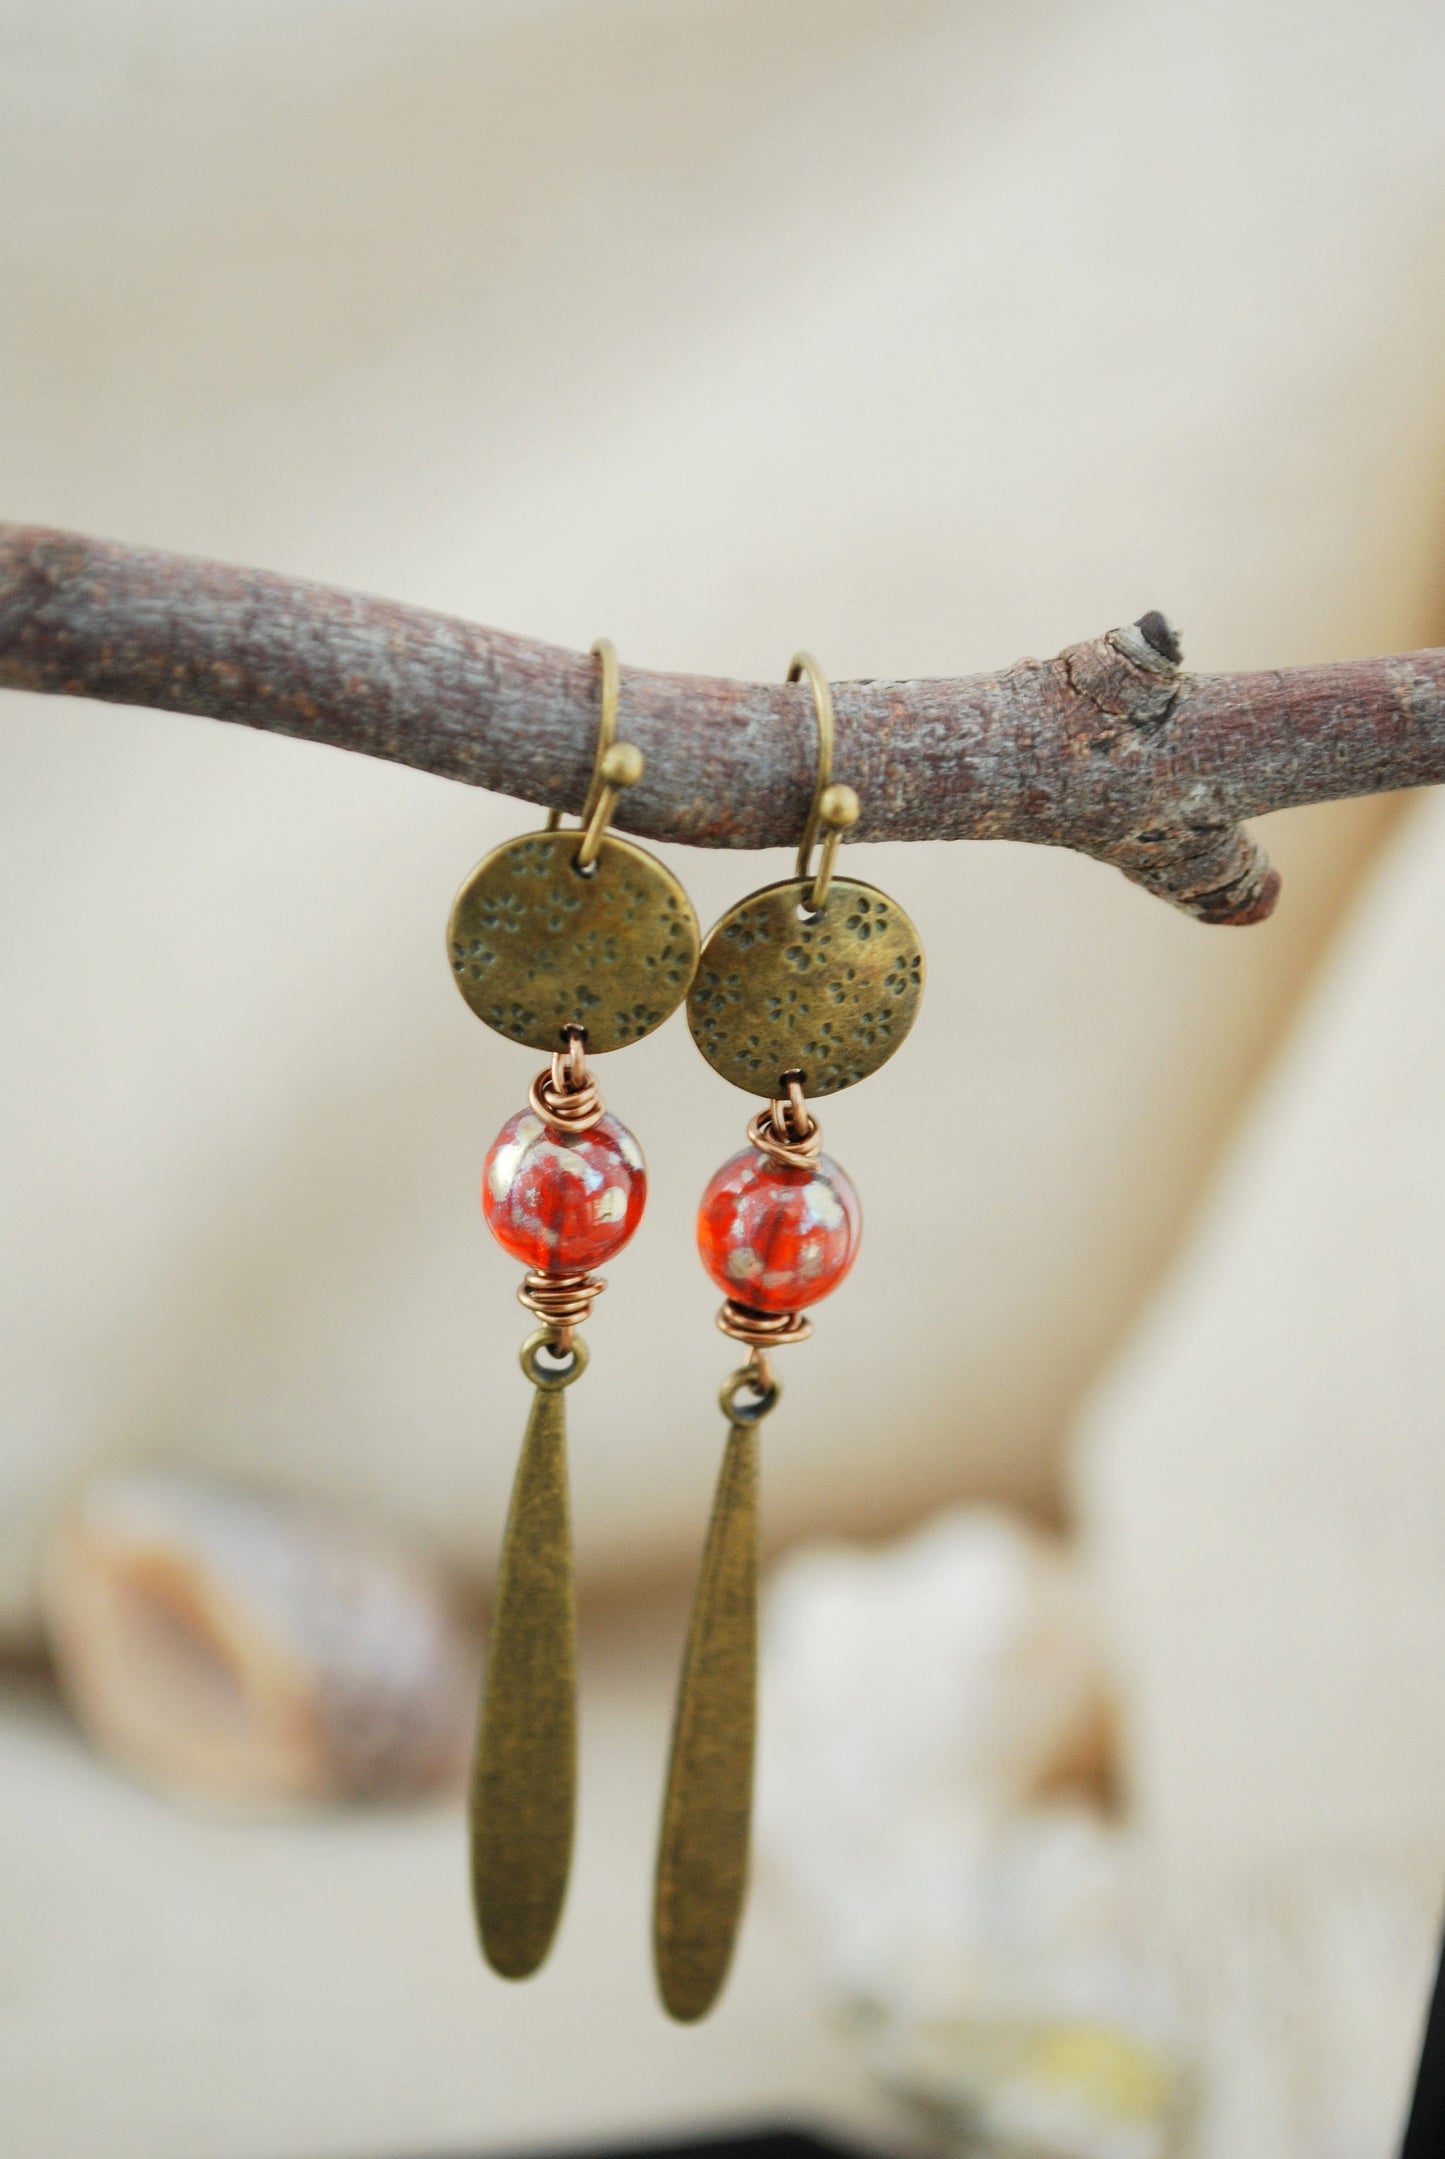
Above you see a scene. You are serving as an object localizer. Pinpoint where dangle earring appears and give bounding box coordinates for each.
[448,639,700,1983]
[653,652,925,2022]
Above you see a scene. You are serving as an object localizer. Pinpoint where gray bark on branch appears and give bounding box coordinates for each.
[2,523,1441,924]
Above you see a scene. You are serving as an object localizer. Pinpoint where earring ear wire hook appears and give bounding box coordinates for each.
[546,637,645,868]
[787,651,860,913]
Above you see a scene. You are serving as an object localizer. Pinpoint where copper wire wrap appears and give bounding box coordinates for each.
[530,1026,606,1136]
[521,1031,607,1348]
[716,1301,812,1357]
[715,1072,819,1363]
[746,1071,822,1170]
[518,1270,607,1353]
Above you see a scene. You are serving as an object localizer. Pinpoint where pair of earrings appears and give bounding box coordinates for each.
[447,641,925,2022]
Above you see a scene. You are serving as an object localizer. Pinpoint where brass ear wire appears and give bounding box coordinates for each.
[787,651,860,913]
[578,637,622,828]
[546,638,646,870]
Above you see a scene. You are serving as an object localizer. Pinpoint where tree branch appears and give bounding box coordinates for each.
[2,523,1441,924]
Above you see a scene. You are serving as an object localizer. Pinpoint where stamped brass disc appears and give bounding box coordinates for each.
[687,876,924,1097]
[449,829,700,1055]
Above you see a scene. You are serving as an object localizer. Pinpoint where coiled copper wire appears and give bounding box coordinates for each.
[716,1299,812,1352]
[530,1026,606,1135]
[520,1033,609,1344]
[747,1070,822,1169]
[723,1072,820,1353]
[518,1269,607,1352]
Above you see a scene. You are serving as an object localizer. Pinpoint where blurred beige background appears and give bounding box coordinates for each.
[3,2,1445,2155]
[1077,781,1445,2157]
[2,0,1442,1642]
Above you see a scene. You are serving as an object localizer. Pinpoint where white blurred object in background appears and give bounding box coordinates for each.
[1076,788,1445,2157]
[759,1512,1185,2157]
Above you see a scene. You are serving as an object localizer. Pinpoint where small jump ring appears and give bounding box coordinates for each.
[558,1024,588,1093]
[519,1326,591,1391]
[718,1362,782,1427]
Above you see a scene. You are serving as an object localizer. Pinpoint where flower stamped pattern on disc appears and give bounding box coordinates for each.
[448,830,699,1055]
[686,877,924,1096]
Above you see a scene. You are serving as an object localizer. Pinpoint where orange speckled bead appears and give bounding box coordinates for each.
[483,1108,646,1274]
[696,1146,861,1314]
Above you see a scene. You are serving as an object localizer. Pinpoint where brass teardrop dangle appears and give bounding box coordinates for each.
[654,652,925,2022]
[653,1358,773,2022]
[473,1327,587,1977]
[448,639,700,1983]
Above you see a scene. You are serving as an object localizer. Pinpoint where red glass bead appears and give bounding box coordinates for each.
[483,1108,646,1274]
[696,1146,861,1314]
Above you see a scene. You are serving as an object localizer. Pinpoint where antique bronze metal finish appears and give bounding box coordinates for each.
[457,636,703,2003]
[453,636,699,1054]
[544,636,646,867]
[658,654,926,2024]
[788,651,861,913]
[576,641,621,827]
[727,1348,780,1410]
[687,874,924,1095]
[472,1331,588,1981]
[546,635,623,838]
[449,828,700,1055]
[719,1356,781,1424]
[653,1371,777,2022]
[807,783,860,911]
[689,659,919,1096]
[578,741,645,872]
[788,653,835,880]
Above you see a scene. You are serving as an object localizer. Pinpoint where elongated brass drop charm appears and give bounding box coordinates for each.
[471,1332,586,1980]
[653,1370,773,2022]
